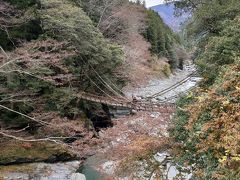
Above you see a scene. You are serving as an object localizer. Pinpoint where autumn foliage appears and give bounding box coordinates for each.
[171,63,240,179]
[170,1,240,179]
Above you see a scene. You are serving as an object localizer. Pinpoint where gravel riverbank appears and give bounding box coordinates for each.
[78,65,200,179]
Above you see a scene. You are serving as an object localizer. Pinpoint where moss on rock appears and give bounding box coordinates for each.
[0,140,77,165]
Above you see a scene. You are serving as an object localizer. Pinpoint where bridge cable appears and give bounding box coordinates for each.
[147,71,197,99]
[83,60,130,102]
[102,74,128,97]
[87,62,129,101]
[148,73,193,98]
[84,73,122,103]
[154,86,196,103]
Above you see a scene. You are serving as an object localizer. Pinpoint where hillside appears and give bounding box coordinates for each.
[150,3,190,32]
[0,0,126,167]
[0,0,181,171]
[170,0,240,179]
[1,0,238,179]
[81,0,183,85]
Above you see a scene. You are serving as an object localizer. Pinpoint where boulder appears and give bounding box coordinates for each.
[153,152,170,163]
[0,141,77,166]
[70,173,86,180]
[131,109,137,115]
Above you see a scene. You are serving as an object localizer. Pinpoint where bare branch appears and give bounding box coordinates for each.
[0,104,52,126]
[3,125,30,133]
[0,131,68,143]
[0,45,9,59]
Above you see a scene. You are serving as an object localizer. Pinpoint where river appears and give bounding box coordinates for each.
[2,65,200,180]
[78,64,200,179]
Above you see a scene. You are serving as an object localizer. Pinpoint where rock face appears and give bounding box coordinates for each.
[109,106,131,118]
[86,104,113,131]
[153,152,170,163]
[1,161,83,180]
[0,141,78,166]
[70,173,86,180]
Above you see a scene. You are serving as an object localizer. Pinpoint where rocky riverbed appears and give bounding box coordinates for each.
[124,64,200,102]
[1,65,200,180]
[0,161,84,180]
[77,65,200,179]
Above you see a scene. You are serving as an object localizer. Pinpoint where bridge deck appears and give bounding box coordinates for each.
[76,92,175,113]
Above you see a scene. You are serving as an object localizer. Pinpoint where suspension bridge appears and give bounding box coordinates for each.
[39,62,199,113]
[76,91,176,113]
[75,66,198,113]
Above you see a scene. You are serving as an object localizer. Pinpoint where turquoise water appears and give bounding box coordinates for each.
[78,163,101,180]
[77,155,106,180]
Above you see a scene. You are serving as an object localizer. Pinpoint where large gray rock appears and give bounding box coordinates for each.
[3,173,29,180]
[2,161,82,180]
[153,152,170,163]
[70,173,86,180]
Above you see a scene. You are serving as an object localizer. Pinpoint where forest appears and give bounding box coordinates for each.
[0,0,178,174]
[0,0,239,179]
[170,0,240,179]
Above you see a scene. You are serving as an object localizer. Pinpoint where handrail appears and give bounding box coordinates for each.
[76,91,175,113]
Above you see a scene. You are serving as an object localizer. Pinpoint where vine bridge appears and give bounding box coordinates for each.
[75,63,197,114]
[76,92,175,113]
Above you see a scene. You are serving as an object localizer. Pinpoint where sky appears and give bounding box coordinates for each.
[144,0,166,8]
[130,0,168,8]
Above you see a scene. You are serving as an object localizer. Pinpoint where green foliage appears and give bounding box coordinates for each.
[40,0,124,93]
[78,0,127,25]
[180,0,240,84]
[170,95,194,143]
[4,0,38,9]
[0,0,125,129]
[171,1,240,178]
[172,65,240,178]
[0,2,42,50]
[170,2,240,178]
[186,0,240,38]
[196,17,240,84]
[77,0,102,24]
[0,92,35,126]
[143,10,179,69]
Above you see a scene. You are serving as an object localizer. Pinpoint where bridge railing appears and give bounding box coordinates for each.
[75,92,175,113]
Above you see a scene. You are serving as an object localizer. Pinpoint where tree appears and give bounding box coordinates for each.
[40,0,124,93]
[0,0,125,146]
[143,10,179,69]
[78,0,127,27]
[178,0,240,83]
[171,0,240,179]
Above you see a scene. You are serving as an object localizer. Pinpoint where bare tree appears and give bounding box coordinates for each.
[0,39,77,143]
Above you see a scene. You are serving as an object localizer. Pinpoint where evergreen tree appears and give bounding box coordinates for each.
[144,10,179,69]
[171,0,240,178]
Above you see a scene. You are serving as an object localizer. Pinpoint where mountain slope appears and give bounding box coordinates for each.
[150,3,189,31]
